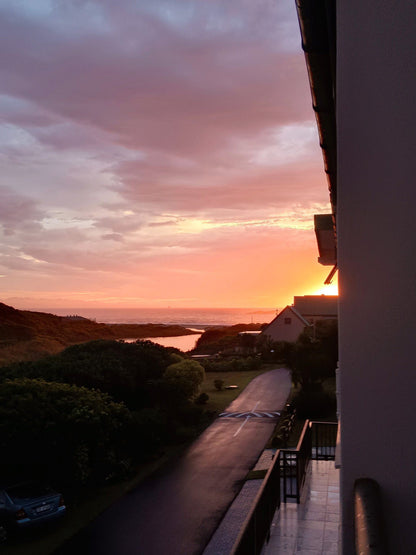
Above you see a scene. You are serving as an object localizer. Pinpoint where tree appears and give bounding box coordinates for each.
[163,359,205,400]
[285,320,338,392]
[289,346,334,390]
[1,339,179,410]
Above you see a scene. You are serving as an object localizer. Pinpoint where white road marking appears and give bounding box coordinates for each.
[219,410,281,419]
[233,416,250,437]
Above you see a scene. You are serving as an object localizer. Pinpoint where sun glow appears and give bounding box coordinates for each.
[310,282,339,297]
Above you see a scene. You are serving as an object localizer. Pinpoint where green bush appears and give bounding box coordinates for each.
[0,378,135,489]
[201,356,260,373]
[0,341,211,491]
[1,340,178,410]
[163,359,205,400]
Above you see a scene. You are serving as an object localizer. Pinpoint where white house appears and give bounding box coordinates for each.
[260,305,311,343]
[261,295,337,343]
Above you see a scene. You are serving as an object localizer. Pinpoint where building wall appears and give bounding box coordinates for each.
[338,1,416,552]
[262,308,305,343]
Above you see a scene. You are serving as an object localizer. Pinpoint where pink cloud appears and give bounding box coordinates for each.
[0,1,331,308]
[0,2,311,156]
[0,187,44,234]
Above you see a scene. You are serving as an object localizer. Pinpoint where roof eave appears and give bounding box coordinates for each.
[296,0,337,220]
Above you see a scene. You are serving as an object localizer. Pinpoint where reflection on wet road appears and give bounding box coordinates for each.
[56,368,291,555]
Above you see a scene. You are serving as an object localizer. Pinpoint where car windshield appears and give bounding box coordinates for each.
[5,484,53,501]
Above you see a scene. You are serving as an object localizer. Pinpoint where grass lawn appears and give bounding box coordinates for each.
[200,369,267,413]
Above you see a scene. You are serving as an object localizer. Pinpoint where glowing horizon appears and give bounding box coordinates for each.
[0,1,333,311]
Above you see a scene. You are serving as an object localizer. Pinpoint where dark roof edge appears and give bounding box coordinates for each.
[295,0,337,220]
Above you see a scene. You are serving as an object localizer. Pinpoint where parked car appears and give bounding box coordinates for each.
[0,482,66,535]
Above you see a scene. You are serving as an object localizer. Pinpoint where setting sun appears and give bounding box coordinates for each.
[309,281,339,297]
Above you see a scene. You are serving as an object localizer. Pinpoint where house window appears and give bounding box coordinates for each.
[284,317,291,324]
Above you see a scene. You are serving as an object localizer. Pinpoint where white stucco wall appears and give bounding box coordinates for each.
[338,2,416,552]
[262,308,305,343]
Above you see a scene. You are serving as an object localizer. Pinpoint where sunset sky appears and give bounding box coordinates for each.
[0,0,336,310]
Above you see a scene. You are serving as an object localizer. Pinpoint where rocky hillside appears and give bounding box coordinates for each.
[0,303,195,366]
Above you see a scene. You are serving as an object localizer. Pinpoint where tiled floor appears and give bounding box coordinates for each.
[263,460,340,555]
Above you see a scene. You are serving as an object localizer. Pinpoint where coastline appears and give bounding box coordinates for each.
[0,302,270,365]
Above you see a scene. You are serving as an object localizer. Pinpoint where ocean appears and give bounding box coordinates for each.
[41,307,276,327]
[40,307,276,352]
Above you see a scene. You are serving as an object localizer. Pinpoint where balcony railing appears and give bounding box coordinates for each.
[280,420,312,503]
[229,447,281,555]
[312,420,338,460]
[230,420,338,555]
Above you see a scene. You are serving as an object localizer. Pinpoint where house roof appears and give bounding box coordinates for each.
[295,0,336,216]
[261,305,312,335]
[296,0,337,278]
[293,295,338,317]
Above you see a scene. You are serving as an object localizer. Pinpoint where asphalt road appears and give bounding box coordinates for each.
[56,368,291,555]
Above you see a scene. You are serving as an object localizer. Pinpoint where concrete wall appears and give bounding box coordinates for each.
[337,1,416,552]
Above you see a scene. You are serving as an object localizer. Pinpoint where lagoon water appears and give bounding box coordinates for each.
[42,307,276,352]
[123,334,203,352]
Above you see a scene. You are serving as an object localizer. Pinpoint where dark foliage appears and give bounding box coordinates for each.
[163,359,205,401]
[292,390,337,419]
[1,340,178,410]
[271,320,338,392]
[214,379,224,391]
[195,392,209,405]
[200,356,261,373]
[193,324,264,355]
[0,378,134,490]
[0,340,210,493]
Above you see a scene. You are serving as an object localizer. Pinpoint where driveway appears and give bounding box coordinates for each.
[56,368,291,555]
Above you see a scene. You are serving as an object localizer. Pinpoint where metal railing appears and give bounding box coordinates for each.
[229,449,281,555]
[229,420,338,554]
[280,420,312,503]
[354,478,389,555]
[311,420,337,460]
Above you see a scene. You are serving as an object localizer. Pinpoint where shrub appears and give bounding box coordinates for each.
[0,378,135,490]
[201,356,260,373]
[195,392,209,405]
[163,359,205,400]
[214,379,224,391]
[1,340,178,410]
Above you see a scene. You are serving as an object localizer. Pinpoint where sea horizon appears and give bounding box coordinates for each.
[32,306,277,327]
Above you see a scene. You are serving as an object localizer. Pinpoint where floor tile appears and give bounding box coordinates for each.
[264,460,340,554]
[296,536,324,549]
